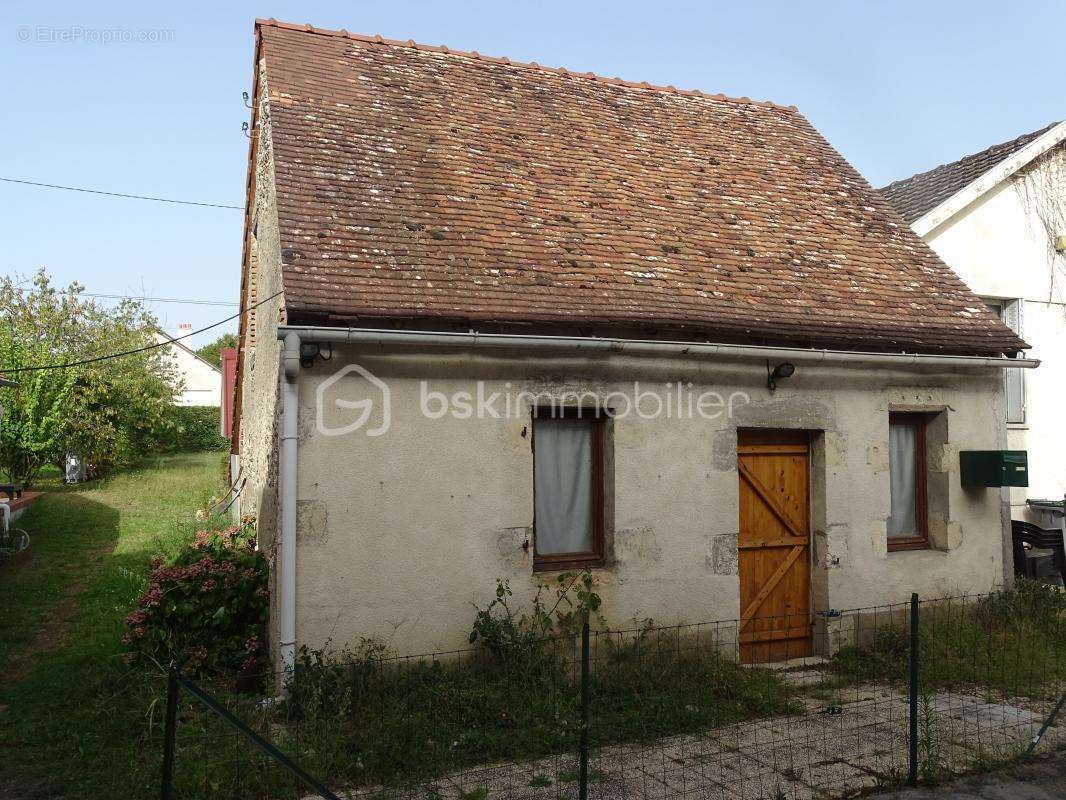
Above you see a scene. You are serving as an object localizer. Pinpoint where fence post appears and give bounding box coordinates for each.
[579,610,590,800]
[908,593,919,787]
[1024,691,1066,760]
[161,663,179,800]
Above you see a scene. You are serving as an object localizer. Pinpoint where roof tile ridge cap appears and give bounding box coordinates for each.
[880,171,923,191]
[253,19,798,111]
[881,120,1065,191]
[255,18,350,40]
[880,147,998,193]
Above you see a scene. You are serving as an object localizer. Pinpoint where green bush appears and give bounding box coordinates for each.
[162,406,228,453]
[123,520,267,675]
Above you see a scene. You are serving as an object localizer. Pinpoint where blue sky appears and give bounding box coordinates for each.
[2,1,1061,347]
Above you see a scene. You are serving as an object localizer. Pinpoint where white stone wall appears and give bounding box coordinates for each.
[286,347,1008,656]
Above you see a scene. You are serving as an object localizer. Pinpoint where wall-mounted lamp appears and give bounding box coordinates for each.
[299,342,320,368]
[298,342,334,368]
[767,361,796,393]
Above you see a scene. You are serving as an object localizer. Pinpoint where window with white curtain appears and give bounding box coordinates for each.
[888,413,928,550]
[532,411,605,570]
[985,299,1025,424]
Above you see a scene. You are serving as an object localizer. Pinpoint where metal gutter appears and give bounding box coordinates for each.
[277,326,1040,370]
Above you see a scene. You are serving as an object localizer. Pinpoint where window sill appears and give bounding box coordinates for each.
[533,557,605,573]
[887,538,931,553]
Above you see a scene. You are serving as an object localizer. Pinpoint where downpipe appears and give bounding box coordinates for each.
[279,332,300,680]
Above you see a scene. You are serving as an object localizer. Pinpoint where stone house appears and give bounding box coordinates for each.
[233,19,1035,671]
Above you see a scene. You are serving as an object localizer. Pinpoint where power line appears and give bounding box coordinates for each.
[2,290,280,374]
[0,177,243,210]
[83,293,238,307]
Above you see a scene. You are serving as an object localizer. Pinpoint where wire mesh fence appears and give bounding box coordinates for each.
[162,585,1066,800]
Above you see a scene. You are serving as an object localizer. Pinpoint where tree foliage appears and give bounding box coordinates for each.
[196,332,237,368]
[0,270,180,484]
[162,406,228,452]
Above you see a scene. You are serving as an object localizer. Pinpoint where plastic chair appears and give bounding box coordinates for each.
[1011,520,1066,584]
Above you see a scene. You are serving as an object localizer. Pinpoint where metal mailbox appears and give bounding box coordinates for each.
[959,450,1028,488]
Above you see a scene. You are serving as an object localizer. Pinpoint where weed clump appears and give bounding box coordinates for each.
[829,579,1066,699]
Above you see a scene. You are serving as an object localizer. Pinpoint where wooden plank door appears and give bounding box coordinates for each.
[737,430,812,663]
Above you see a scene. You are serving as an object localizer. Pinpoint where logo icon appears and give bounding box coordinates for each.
[316,364,391,437]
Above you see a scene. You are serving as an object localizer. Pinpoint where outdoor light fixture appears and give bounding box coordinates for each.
[299,342,321,368]
[766,361,796,392]
[298,342,333,368]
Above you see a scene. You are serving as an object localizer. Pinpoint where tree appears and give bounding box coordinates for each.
[196,332,237,367]
[0,270,179,485]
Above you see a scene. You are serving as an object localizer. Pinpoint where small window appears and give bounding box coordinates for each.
[985,299,1025,424]
[888,412,929,551]
[532,410,605,571]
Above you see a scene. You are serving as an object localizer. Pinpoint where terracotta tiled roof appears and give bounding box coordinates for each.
[880,123,1059,224]
[253,19,1028,356]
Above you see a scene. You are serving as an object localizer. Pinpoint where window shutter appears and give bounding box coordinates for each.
[1004,300,1025,424]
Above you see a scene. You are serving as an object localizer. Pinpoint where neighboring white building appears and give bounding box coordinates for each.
[881,122,1066,520]
[154,330,223,407]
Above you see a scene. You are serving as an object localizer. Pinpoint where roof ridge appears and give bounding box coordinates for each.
[881,120,1062,191]
[254,18,798,112]
[153,329,224,373]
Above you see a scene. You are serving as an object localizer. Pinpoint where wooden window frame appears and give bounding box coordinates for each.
[887,412,930,552]
[532,408,606,572]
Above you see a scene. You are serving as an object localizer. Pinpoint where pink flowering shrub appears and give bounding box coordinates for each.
[124,519,268,675]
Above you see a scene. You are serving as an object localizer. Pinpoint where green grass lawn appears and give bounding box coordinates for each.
[0,447,800,799]
[8,451,1062,800]
[829,580,1066,700]
[0,452,224,799]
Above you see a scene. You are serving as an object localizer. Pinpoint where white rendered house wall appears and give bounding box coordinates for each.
[920,146,1066,513]
[153,332,223,407]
